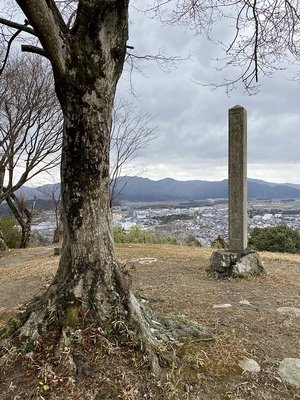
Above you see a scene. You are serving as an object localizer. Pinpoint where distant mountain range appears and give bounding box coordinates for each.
[17,177,300,203]
[114,177,300,202]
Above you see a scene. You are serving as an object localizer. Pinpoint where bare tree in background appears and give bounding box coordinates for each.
[37,182,62,244]
[0,54,62,203]
[147,0,300,93]
[0,53,62,248]
[110,98,158,206]
[5,191,37,248]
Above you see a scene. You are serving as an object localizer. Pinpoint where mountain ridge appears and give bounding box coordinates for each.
[15,177,300,203]
[117,177,300,201]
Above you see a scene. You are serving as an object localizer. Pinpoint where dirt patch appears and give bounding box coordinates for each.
[0,247,57,311]
[0,244,300,399]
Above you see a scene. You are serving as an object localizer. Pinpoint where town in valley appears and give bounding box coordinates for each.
[111,198,300,247]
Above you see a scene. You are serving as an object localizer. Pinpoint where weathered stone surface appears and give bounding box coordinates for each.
[239,300,252,307]
[125,257,157,265]
[208,250,235,274]
[208,250,265,278]
[232,252,265,278]
[228,105,248,251]
[277,307,300,317]
[213,304,232,309]
[238,358,260,373]
[278,358,300,387]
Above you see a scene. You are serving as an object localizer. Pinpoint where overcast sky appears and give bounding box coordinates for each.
[1,1,300,185]
[116,2,300,184]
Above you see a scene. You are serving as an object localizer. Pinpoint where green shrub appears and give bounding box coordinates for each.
[126,226,155,243]
[0,215,22,248]
[113,226,127,243]
[113,225,178,245]
[248,224,300,254]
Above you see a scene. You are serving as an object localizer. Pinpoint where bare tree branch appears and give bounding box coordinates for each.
[0,27,22,74]
[147,0,300,92]
[0,17,36,36]
[110,98,159,205]
[0,18,35,74]
[15,0,68,76]
[21,45,47,57]
[0,53,62,203]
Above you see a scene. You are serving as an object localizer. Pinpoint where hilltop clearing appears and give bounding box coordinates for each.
[0,244,300,399]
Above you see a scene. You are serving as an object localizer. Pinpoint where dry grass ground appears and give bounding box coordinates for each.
[0,244,300,399]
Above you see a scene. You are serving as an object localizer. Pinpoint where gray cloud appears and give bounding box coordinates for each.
[117,3,300,184]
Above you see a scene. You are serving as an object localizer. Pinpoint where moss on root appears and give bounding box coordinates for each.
[0,308,30,340]
[63,303,80,329]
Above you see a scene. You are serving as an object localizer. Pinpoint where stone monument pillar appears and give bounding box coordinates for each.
[228,105,247,251]
[208,106,265,278]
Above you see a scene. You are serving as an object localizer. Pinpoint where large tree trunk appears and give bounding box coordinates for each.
[15,63,165,368]
[11,0,155,344]
[52,81,120,325]
[3,0,127,329]
[51,1,129,325]
[1,1,208,375]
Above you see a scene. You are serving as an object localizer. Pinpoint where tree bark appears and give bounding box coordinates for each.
[14,0,133,332]
[51,0,130,324]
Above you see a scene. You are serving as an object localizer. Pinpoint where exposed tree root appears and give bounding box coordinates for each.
[0,262,211,377]
[125,291,212,375]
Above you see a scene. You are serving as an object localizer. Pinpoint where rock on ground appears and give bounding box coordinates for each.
[238,358,261,373]
[276,307,300,317]
[278,358,300,387]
